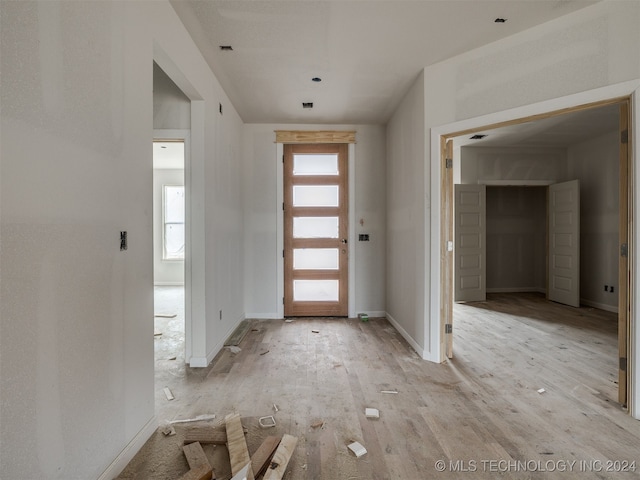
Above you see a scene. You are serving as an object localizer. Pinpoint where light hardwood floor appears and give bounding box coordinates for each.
[119,292,640,479]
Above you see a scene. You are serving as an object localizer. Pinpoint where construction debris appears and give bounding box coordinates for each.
[264,434,298,480]
[347,441,367,458]
[174,413,296,480]
[155,313,177,318]
[164,387,174,401]
[365,408,380,419]
[171,414,217,425]
[310,421,324,429]
[380,389,398,394]
[259,416,276,428]
[159,421,176,436]
[259,350,270,356]
[537,388,546,394]
[227,346,242,354]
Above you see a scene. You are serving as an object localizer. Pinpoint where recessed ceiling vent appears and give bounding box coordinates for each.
[470,134,487,140]
[219,45,233,51]
[494,18,507,23]
[302,102,314,109]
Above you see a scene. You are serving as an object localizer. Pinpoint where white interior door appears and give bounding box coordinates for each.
[548,180,580,307]
[454,184,486,302]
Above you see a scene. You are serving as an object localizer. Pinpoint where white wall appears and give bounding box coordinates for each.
[460,146,567,184]
[485,186,547,292]
[385,71,427,355]
[568,131,620,312]
[242,124,386,318]
[0,1,245,478]
[153,62,190,130]
[153,169,185,285]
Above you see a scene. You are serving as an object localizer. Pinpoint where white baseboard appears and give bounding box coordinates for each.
[357,310,386,318]
[385,312,428,359]
[245,312,281,319]
[189,314,247,368]
[486,287,545,294]
[97,415,157,480]
[580,299,618,313]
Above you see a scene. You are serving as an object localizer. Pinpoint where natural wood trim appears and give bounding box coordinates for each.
[275,130,356,144]
[619,100,630,407]
[443,97,629,140]
[441,139,454,360]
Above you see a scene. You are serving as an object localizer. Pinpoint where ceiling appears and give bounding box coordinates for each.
[453,102,621,149]
[170,0,600,125]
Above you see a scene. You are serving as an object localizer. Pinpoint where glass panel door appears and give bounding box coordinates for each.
[284,144,348,316]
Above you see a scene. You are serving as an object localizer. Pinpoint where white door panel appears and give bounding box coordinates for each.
[455,184,486,302]
[548,180,580,307]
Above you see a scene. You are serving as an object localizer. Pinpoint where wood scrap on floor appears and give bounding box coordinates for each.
[263,434,298,480]
[183,427,227,445]
[155,313,177,318]
[250,436,281,478]
[178,443,213,480]
[225,413,255,480]
[164,387,175,401]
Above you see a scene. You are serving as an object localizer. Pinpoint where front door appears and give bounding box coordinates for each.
[284,144,348,316]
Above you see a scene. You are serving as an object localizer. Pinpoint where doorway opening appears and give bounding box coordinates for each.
[440,97,632,408]
[153,139,186,416]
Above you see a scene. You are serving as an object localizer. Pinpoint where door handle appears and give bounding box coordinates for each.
[341,238,348,244]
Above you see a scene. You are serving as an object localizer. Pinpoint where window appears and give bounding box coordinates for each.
[163,185,185,260]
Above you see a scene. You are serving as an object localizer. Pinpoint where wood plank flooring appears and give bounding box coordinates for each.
[119,292,640,479]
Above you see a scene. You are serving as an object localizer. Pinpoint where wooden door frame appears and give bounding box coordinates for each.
[276,141,356,320]
[435,93,635,411]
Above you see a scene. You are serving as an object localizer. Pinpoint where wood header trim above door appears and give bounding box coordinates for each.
[275,130,356,144]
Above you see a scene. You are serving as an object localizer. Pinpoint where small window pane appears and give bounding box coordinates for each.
[165,186,185,223]
[293,154,338,175]
[293,185,339,207]
[293,217,339,238]
[293,280,339,301]
[164,224,185,259]
[293,248,339,270]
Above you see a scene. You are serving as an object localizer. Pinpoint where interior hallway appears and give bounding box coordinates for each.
[122,293,640,479]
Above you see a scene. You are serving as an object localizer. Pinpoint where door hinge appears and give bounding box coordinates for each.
[621,243,628,258]
[282,202,285,211]
[621,129,628,144]
[445,158,453,169]
[445,324,452,334]
[282,249,284,258]
[620,357,627,371]
[282,155,285,163]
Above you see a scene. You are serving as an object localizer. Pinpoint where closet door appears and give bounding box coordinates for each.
[454,184,486,302]
[548,180,580,307]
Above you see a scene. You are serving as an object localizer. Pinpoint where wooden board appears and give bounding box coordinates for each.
[250,436,281,478]
[262,434,297,480]
[183,427,227,445]
[275,130,356,144]
[183,442,210,470]
[224,414,255,480]
[177,463,212,480]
